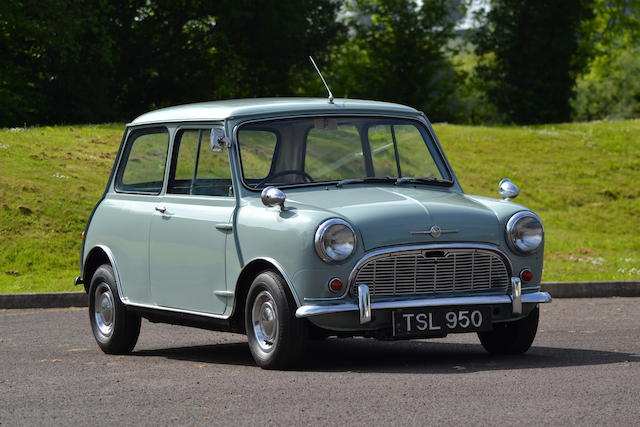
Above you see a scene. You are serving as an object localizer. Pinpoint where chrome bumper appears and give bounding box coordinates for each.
[296,280,551,324]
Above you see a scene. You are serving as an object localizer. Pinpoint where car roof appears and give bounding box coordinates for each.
[128,97,420,125]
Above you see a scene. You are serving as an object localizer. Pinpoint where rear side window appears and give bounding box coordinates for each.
[116,129,169,194]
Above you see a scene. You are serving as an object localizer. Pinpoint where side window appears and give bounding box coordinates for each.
[168,129,233,197]
[116,129,169,194]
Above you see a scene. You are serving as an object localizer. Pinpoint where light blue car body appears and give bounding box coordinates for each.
[78,98,550,334]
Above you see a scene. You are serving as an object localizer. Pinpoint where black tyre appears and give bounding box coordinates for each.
[245,270,307,369]
[89,264,141,354]
[478,306,539,355]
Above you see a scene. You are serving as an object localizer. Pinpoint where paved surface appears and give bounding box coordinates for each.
[1,299,638,426]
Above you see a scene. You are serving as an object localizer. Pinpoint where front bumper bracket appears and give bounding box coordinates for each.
[511,277,522,316]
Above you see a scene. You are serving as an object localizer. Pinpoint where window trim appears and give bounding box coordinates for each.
[234,115,454,192]
[114,127,170,196]
[167,127,235,198]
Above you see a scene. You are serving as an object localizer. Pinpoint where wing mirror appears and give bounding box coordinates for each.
[498,178,519,201]
[261,186,287,210]
[210,128,228,152]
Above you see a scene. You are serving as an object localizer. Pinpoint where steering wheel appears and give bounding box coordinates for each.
[256,170,314,187]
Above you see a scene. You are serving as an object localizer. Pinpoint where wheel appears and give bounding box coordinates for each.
[478,306,539,355]
[245,270,307,369]
[89,264,141,354]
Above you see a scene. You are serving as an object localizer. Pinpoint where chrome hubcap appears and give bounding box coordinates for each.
[251,291,278,353]
[94,283,114,337]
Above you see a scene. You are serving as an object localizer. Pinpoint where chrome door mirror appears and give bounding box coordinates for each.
[498,178,519,200]
[210,128,225,152]
[261,186,286,210]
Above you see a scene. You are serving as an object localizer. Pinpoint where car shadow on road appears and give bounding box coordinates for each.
[132,337,639,374]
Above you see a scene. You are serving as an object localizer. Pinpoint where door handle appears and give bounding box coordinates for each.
[155,206,167,213]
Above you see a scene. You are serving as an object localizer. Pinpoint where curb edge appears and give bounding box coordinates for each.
[1,281,639,309]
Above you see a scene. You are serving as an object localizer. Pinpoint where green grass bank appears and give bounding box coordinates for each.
[1,121,638,293]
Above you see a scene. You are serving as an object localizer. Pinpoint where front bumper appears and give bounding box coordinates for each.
[296,278,551,325]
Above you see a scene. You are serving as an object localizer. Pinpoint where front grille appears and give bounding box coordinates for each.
[350,248,510,297]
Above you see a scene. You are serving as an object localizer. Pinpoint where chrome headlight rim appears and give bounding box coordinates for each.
[314,218,357,264]
[505,211,544,255]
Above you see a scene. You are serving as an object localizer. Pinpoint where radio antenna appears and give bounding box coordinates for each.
[309,56,334,104]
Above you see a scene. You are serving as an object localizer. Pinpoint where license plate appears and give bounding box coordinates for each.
[392,306,492,337]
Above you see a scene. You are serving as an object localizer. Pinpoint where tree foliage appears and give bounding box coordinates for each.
[473,0,594,124]
[324,0,468,122]
[0,0,344,126]
[572,47,640,120]
[572,0,640,120]
[4,0,638,126]
[0,0,117,125]
[581,0,640,59]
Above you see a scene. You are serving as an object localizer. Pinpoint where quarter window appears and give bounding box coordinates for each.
[116,129,169,194]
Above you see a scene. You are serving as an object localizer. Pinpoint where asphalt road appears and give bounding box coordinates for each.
[1,298,638,426]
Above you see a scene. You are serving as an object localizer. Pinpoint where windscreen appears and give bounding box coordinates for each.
[237,117,450,189]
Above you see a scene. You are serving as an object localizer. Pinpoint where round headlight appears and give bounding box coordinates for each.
[506,211,544,254]
[315,219,356,263]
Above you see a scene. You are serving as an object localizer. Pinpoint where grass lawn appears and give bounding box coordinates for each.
[0,120,638,293]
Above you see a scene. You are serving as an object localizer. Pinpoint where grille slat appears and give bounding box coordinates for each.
[351,249,510,297]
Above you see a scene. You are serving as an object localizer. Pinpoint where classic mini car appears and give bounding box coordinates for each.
[76,97,551,369]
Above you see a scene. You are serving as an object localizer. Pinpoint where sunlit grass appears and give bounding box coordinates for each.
[0,124,123,293]
[435,120,640,282]
[0,120,638,293]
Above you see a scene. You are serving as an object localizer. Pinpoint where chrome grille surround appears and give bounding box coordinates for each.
[348,244,512,297]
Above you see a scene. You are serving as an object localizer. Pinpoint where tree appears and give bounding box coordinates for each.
[0,0,344,126]
[0,0,117,125]
[572,47,640,120]
[572,0,640,120]
[473,0,594,124]
[322,0,468,122]
[581,0,640,59]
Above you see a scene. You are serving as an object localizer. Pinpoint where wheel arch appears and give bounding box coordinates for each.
[83,245,126,302]
[230,258,301,332]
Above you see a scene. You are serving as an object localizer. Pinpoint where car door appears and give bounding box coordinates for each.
[149,127,234,314]
[104,127,170,304]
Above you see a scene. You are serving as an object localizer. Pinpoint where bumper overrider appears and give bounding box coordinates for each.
[296,277,552,325]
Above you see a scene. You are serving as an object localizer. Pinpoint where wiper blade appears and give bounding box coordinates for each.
[336,176,452,187]
[336,176,396,187]
[395,176,454,186]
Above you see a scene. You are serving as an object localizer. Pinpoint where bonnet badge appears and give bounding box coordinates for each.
[411,225,458,238]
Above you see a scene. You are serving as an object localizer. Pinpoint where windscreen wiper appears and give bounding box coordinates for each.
[395,176,454,187]
[336,176,396,187]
